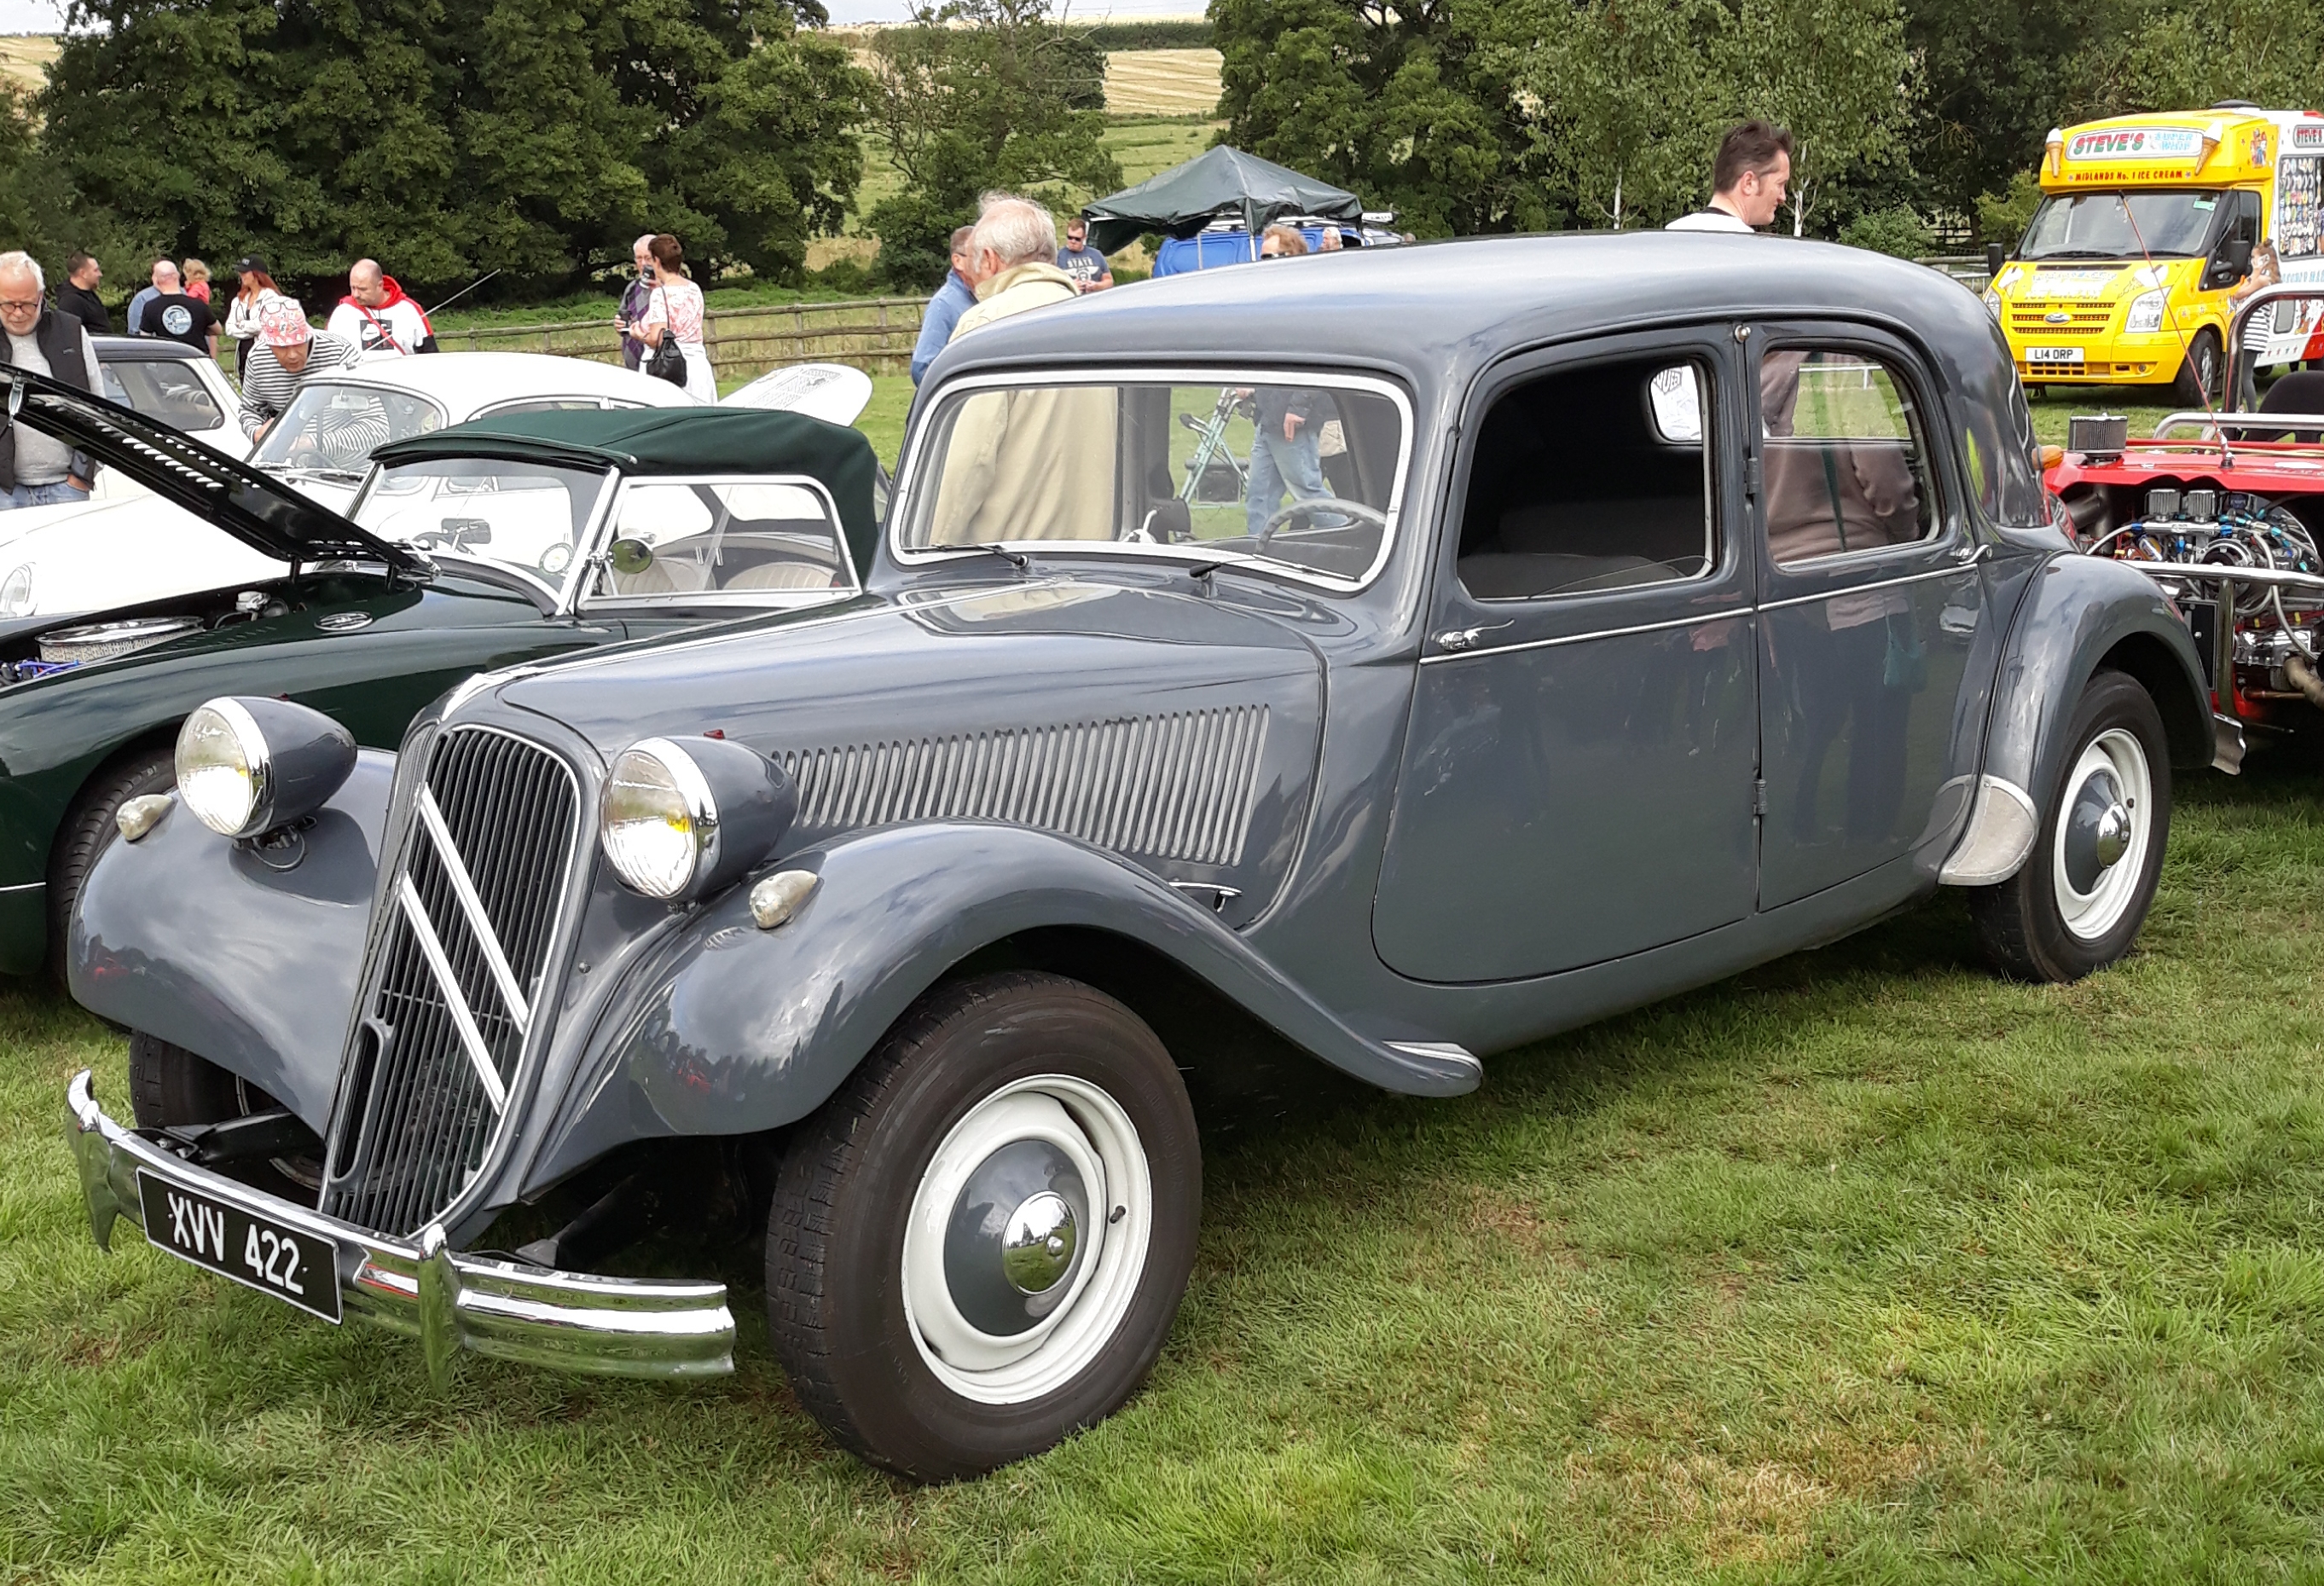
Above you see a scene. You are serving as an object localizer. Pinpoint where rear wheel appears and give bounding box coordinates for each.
[1971,669,2170,981]
[48,743,174,982]
[766,971,1200,1480]
[2171,327,2223,408]
[127,1031,322,1204]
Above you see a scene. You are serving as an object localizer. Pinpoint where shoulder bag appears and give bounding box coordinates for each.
[645,286,688,387]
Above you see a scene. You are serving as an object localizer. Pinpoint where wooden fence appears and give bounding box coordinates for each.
[445,296,928,379]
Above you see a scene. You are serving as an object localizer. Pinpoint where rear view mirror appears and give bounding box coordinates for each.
[609,537,655,576]
[2207,236,2255,291]
[1985,241,2008,281]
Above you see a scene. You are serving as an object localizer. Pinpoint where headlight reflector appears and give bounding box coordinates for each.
[603,739,714,900]
[177,701,266,837]
[0,564,31,616]
[601,735,797,902]
[175,696,356,839]
[2125,288,2169,334]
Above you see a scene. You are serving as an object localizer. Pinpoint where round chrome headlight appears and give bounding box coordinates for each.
[176,696,357,840]
[177,701,268,837]
[601,736,797,902]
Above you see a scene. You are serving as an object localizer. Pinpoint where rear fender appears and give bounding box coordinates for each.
[524,821,1481,1189]
[1948,553,2211,884]
[68,750,391,1131]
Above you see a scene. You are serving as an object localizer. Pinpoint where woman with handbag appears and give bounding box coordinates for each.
[620,234,716,402]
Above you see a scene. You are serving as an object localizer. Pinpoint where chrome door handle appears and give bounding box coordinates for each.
[1952,541,1991,565]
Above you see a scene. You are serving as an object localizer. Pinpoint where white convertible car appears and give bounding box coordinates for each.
[0,352,873,619]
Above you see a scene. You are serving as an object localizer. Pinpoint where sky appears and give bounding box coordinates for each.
[0,0,1204,26]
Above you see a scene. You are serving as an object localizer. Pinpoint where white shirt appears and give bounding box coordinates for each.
[325,298,431,357]
[1665,207,1755,234]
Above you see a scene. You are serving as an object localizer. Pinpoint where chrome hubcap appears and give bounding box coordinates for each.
[902,1074,1152,1405]
[941,1138,1088,1335]
[1002,1192,1078,1294]
[2052,726,2153,941]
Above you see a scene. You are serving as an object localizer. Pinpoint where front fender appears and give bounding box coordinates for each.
[526,822,1481,1188]
[1950,553,2211,883]
[67,750,391,1132]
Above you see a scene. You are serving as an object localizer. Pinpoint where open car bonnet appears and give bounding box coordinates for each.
[1,368,431,579]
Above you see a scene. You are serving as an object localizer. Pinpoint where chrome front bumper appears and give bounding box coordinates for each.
[66,1069,735,1382]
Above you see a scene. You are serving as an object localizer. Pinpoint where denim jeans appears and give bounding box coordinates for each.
[2,480,90,510]
[1244,429,1330,536]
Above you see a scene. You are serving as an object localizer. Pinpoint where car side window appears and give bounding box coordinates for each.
[1759,347,1936,566]
[480,398,619,419]
[101,358,225,432]
[1454,352,1717,601]
[589,477,853,600]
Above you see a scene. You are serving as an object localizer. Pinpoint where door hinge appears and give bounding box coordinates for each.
[1743,454,1762,498]
[1753,778,1767,816]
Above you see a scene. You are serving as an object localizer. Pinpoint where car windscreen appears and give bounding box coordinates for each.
[896,376,1409,587]
[2019,190,2224,260]
[251,382,447,477]
[352,458,611,593]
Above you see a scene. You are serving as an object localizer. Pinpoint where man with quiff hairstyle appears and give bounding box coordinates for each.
[1666,120,1794,233]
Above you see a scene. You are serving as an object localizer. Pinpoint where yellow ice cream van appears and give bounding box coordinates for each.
[1987,105,2324,402]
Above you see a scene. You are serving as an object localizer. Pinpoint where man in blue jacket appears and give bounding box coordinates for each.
[910,226,978,385]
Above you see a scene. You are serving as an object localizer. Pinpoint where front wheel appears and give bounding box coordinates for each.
[766,971,1200,1480]
[127,1031,322,1204]
[1970,669,2170,981]
[2171,327,2223,408]
[49,743,175,981]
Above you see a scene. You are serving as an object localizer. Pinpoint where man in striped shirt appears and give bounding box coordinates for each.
[238,296,357,443]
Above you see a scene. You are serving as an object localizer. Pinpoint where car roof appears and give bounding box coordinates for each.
[374,405,884,574]
[315,350,696,410]
[91,335,209,362]
[928,232,1999,385]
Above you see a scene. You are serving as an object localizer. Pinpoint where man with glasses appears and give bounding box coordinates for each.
[0,251,98,509]
[1056,218,1112,293]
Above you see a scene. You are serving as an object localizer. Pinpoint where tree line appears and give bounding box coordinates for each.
[0,0,2317,304]
[1214,0,2324,252]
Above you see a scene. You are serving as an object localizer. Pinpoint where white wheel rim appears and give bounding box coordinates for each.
[901,1074,1151,1406]
[2051,726,2153,941]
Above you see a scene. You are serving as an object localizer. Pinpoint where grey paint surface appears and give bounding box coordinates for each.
[68,233,2216,1237]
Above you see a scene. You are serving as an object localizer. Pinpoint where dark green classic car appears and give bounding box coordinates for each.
[0,373,876,975]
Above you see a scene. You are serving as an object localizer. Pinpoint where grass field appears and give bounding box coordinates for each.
[9,743,2324,1580]
[1103,49,1222,117]
[7,369,2324,1575]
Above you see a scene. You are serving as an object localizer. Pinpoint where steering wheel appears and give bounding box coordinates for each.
[1256,496,1388,549]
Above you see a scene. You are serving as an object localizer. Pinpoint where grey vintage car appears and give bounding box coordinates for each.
[64,234,2220,1480]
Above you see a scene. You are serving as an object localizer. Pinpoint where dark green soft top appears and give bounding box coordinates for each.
[373,405,883,576]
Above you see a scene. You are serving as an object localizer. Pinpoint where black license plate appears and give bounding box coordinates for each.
[136,1169,342,1323]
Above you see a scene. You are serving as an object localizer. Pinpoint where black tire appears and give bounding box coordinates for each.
[48,742,175,982]
[127,1030,322,1205]
[2171,327,2224,408]
[1971,669,2170,982]
[767,970,1200,1480]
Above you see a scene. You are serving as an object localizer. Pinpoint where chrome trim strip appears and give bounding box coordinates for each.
[414,787,530,1033]
[0,879,44,894]
[1754,559,1978,611]
[67,1070,733,1382]
[1423,556,1975,663]
[890,365,1417,594]
[395,874,509,1113]
[1420,607,1743,664]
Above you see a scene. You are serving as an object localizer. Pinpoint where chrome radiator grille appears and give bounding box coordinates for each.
[322,726,579,1236]
[776,704,1270,866]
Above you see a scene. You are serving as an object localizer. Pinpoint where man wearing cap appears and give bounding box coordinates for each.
[0,250,99,508]
[238,297,356,442]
